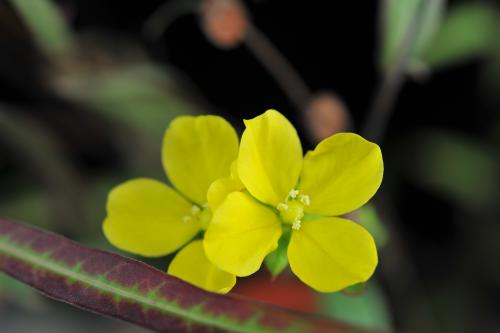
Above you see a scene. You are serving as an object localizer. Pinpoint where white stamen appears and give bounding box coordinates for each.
[277,203,289,211]
[299,194,310,206]
[288,189,299,200]
[182,216,192,223]
[191,205,201,215]
[292,219,302,230]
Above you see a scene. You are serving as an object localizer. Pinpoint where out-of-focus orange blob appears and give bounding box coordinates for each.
[232,270,318,313]
[305,92,351,143]
[200,0,249,49]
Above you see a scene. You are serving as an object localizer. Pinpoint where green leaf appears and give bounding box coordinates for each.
[380,0,445,74]
[54,63,197,138]
[9,0,73,56]
[0,109,86,234]
[264,228,290,277]
[411,0,445,61]
[52,62,199,174]
[407,130,500,208]
[321,282,393,332]
[357,204,389,248]
[341,282,367,297]
[0,218,368,333]
[0,273,43,311]
[422,3,500,69]
[0,190,51,230]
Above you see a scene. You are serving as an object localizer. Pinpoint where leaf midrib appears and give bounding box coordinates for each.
[0,236,271,333]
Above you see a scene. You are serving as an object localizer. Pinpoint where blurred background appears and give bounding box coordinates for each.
[1,0,500,332]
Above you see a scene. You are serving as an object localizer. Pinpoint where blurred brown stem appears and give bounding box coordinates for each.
[143,0,198,39]
[244,24,311,111]
[362,66,406,142]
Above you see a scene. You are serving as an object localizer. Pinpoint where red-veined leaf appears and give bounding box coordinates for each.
[0,218,372,333]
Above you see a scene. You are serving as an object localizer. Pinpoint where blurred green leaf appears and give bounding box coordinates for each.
[0,109,85,234]
[422,3,500,69]
[9,0,73,56]
[0,274,40,308]
[54,64,198,138]
[357,204,389,248]
[380,0,445,74]
[411,0,445,61]
[0,191,51,229]
[265,228,290,277]
[53,62,200,174]
[321,281,393,332]
[407,131,500,208]
[341,282,367,297]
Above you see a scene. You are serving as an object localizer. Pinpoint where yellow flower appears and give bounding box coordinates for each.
[204,110,383,292]
[103,115,239,293]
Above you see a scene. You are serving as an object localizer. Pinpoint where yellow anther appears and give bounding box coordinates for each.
[183,205,212,228]
[288,189,299,200]
[191,205,201,215]
[292,219,302,230]
[299,194,310,206]
[277,203,289,211]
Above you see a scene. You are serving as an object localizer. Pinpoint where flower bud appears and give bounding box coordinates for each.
[200,0,249,49]
[305,92,351,143]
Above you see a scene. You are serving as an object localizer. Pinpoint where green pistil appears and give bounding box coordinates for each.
[276,190,310,230]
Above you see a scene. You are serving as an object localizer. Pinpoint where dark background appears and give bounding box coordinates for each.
[1,1,499,333]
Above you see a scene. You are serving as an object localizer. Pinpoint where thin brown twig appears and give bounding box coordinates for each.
[143,0,198,39]
[244,24,312,111]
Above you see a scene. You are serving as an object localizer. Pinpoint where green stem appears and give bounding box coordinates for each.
[362,0,428,142]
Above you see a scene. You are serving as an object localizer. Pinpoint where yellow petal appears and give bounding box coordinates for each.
[103,178,200,257]
[162,115,239,204]
[168,240,236,294]
[207,177,244,210]
[230,160,244,188]
[288,217,378,292]
[299,133,383,216]
[204,192,282,276]
[238,110,303,206]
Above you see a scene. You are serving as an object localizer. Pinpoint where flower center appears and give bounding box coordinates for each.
[183,204,212,230]
[276,189,310,230]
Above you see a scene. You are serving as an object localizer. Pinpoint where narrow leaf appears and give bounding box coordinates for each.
[0,218,371,333]
[9,0,73,56]
[406,130,500,208]
[421,3,499,69]
[54,64,197,138]
[379,0,445,74]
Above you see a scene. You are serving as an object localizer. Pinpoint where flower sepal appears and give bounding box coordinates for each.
[264,227,291,277]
